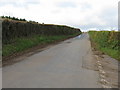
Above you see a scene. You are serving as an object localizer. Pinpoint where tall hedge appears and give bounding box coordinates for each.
[89,31,120,60]
[89,31,119,50]
[2,20,81,44]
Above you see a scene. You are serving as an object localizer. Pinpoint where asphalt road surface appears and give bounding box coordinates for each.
[3,33,101,88]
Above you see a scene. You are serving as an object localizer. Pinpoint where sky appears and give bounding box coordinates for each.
[0,0,119,31]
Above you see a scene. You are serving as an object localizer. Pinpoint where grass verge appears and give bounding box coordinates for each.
[3,33,80,57]
[100,47,119,59]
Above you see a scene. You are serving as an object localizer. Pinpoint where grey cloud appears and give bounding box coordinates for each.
[71,20,117,31]
[76,24,111,31]
[77,7,117,31]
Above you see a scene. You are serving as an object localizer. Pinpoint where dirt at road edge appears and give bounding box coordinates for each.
[91,46,119,88]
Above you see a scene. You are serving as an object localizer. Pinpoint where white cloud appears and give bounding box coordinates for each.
[0,0,119,31]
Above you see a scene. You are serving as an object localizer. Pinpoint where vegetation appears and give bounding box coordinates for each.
[2,19,81,44]
[1,16,39,24]
[3,34,80,57]
[1,16,26,21]
[2,16,81,57]
[89,31,120,61]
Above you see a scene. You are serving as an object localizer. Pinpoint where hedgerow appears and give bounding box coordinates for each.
[89,31,120,61]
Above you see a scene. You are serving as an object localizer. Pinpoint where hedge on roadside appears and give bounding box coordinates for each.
[89,31,120,60]
[2,19,81,44]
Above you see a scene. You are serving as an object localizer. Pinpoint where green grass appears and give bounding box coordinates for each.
[88,31,120,61]
[100,47,119,60]
[3,33,80,57]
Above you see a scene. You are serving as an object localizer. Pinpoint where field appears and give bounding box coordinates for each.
[89,31,120,61]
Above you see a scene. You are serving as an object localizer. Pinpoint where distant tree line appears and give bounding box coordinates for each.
[1,16,26,21]
[1,16,40,24]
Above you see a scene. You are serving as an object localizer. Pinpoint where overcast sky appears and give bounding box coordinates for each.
[0,0,119,31]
